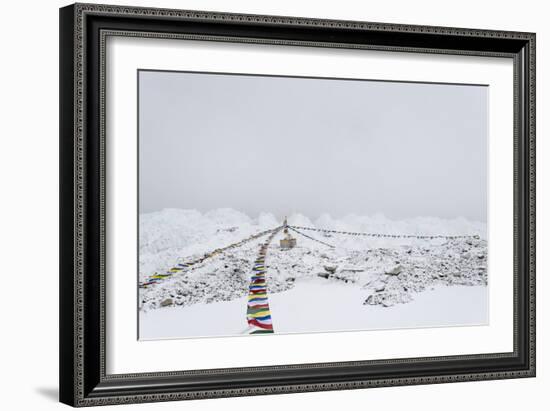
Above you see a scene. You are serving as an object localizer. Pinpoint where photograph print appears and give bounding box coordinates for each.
[138,70,488,340]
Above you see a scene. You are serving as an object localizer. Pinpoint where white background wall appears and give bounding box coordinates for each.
[0,0,546,409]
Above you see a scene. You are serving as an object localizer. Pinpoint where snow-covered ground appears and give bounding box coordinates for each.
[140,282,487,340]
[138,208,488,339]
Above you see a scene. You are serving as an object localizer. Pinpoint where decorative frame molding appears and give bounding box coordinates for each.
[60,3,535,407]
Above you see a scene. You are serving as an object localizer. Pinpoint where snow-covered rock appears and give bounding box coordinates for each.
[386,264,403,275]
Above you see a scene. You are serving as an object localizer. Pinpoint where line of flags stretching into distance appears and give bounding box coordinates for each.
[289,225,480,240]
[139,226,282,289]
[245,227,282,335]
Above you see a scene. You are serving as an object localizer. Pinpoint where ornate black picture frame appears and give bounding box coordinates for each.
[59,3,535,407]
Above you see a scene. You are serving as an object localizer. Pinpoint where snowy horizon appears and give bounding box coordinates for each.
[139,207,487,281]
[140,207,489,230]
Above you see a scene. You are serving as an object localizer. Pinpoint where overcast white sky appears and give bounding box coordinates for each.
[138,70,487,222]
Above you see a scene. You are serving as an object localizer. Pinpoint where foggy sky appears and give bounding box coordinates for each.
[138,70,487,222]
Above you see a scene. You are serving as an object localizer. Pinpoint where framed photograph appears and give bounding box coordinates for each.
[59,3,536,407]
